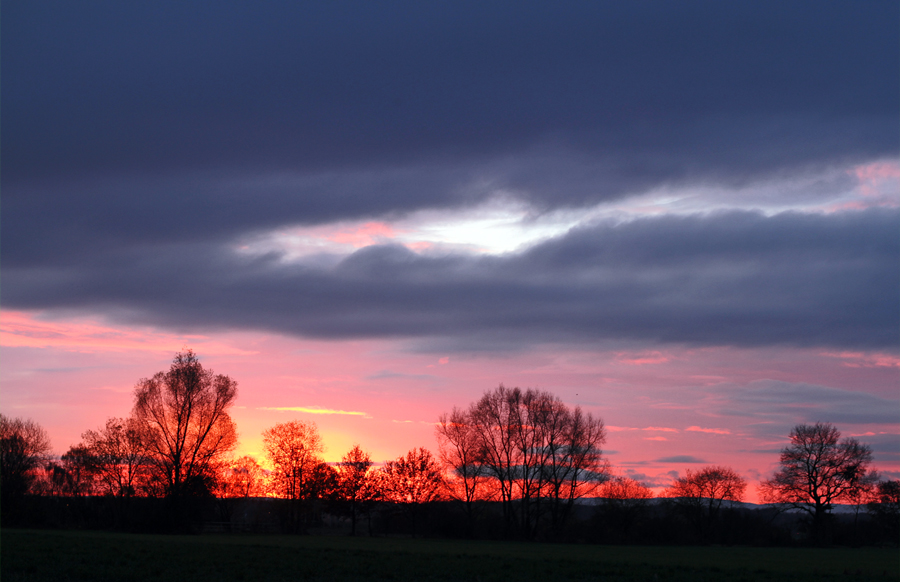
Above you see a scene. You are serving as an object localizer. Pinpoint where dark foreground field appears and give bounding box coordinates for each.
[2,529,897,582]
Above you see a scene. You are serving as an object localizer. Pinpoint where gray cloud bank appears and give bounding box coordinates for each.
[2,2,897,351]
[5,2,895,184]
[4,209,896,349]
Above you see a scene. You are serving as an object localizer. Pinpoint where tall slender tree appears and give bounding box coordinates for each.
[435,407,492,534]
[336,444,375,536]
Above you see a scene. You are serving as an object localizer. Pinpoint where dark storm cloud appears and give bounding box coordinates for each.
[4,209,896,349]
[3,2,897,351]
[3,2,897,263]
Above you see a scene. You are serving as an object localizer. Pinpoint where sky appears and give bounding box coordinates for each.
[2,1,898,500]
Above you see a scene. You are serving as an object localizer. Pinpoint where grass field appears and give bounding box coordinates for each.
[2,529,897,581]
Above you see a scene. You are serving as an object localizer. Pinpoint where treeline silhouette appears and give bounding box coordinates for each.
[1,351,897,546]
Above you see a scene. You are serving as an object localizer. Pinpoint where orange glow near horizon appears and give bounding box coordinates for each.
[2,309,898,505]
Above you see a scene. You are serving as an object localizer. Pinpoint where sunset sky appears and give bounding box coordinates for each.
[2,1,898,500]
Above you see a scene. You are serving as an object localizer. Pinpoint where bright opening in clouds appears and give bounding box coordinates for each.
[236,159,900,265]
[238,197,583,260]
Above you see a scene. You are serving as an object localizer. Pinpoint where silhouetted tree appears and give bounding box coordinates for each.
[380,447,443,536]
[263,420,324,500]
[218,455,265,498]
[435,407,493,534]
[759,422,874,544]
[81,417,148,497]
[1,414,51,522]
[263,419,325,532]
[665,465,746,540]
[541,403,609,535]
[132,350,238,502]
[468,386,520,533]
[867,479,900,542]
[336,445,376,536]
[597,476,654,541]
[59,444,98,497]
[305,461,340,501]
[464,385,607,538]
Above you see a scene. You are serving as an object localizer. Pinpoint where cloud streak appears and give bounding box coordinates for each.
[257,406,370,417]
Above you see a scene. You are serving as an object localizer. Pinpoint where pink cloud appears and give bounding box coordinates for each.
[821,351,900,369]
[644,436,668,441]
[643,426,678,432]
[405,241,435,252]
[614,350,670,365]
[606,425,639,432]
[0,310,253,355]
[829,160,900,211]
[326,221,398,247]
[686,426,731,435]
[854,160,900,181]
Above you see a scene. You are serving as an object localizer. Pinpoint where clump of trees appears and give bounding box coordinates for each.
[593,476,654,542]
[1,353,896,546]
[664,466,747,541]
[435,385,608,539]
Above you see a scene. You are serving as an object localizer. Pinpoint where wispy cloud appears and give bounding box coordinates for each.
[820,351,900,368]
[608,425,679,433]
[685,426,731,435]
[0,311,255,355]
[257,406,370,417]
[615,351,671,365]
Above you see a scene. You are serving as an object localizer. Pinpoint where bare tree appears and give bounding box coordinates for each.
[0,415,52,512]
[262,420,324,500]
[597,476,654,541]
[262,419,326,531]
[380,447,443,536]
[461,385,607,539]
[541,403,608,534]
[468,385,521,533]
[867,479,900,541]
[665,465,746,539]
[435,407,492,533]
[81,417,148,497]
[218,455,265,498]
[336,444,376,536]
[759,422,874,543]
[132,350,238,499]
[59,444,98,497]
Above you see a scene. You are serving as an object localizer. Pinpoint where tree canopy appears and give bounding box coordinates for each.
[132,350,238,498]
